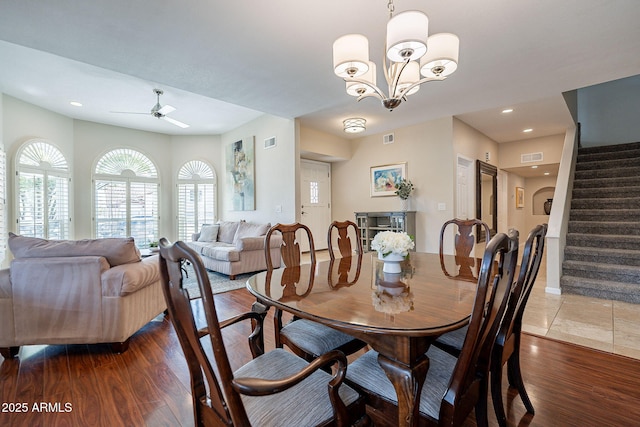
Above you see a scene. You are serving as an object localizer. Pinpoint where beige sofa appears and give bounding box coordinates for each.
[187,221,282,279]
[0,233,166,358]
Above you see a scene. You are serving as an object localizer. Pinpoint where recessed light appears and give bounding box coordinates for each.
[523,128,533,133]
[70,101,82,107]
[531,165,538,169]
[544,172,550,175]
[501,108,513,114]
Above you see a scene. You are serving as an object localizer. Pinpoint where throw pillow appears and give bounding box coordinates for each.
[217,221,240,244]
[234,221,271,242]
[198,224,219,242]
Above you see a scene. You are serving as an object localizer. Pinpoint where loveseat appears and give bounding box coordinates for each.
[0,233,166,358]
[186,220,282,279]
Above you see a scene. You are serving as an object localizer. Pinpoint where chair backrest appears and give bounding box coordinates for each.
[497,224,547,347]
[328,220,362,260]
[440,231,519,424]
[439,218,491,258]
[265,222,315,269]
[158,238,254,426]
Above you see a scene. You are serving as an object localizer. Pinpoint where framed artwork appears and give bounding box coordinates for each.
[370,162,406,197]
[226,137,255,210]
[515,186,525,208]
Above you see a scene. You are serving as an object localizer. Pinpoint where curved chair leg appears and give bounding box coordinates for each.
[0,346,20,359]
[507,351,535,414]
[490,349,508,427]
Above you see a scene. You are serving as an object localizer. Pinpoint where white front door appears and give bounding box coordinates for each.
[300,160,331,251]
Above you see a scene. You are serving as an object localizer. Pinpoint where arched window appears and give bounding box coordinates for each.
[15,140,71,239]
[177,160,217,241]
[94,148,159,248]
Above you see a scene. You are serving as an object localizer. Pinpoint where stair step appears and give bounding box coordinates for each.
[560,275,640,303]
[563,260,640,284]
[572,186,640,199]
[573,176,638,189]
[578,147,640,163]
[565,246,640,266]
[578,141,640,155]
[565,233,640,250]
[576,156,640,171]
[568,221,640,235]
[575,165,640,180]
[570,208,640,221]
[571,197,640,209]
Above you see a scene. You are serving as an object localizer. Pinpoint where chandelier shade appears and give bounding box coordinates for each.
[395,61,421,96]
[386,11,429,62]
[420,33,459,78]
[333,34,370,78]
[343,118,366,133]
[347,61,377,96]
[332,0,459,111]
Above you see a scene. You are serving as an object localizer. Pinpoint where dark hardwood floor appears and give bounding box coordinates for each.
[2,287,640,426]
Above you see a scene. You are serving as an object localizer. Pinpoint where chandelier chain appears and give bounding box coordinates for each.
[387,0,394,18]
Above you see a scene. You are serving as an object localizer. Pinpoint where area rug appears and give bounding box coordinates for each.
[181,262,253,299]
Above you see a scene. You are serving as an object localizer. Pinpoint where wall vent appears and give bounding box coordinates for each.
[521,152,543,163]
[383,133,394,144]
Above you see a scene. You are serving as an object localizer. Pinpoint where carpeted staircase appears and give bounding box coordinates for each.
[561,141,640,303]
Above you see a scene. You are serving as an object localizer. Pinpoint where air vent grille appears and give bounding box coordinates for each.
[383,133,394,144]
[521,152,543,163]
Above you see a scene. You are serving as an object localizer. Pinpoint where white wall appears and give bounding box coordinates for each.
[453,118,499,166]
[331,117,455,253]
[221,114,297,225]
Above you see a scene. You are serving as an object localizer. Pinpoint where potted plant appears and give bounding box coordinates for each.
[394,178,415,211]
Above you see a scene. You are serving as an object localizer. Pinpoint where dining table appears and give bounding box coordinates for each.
[246,251,480,427]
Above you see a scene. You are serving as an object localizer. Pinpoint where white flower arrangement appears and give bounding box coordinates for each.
[370,231,415,257]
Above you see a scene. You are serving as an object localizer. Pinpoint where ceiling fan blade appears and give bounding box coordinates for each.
[162,116,190,129]
[157,104,176,115]
[110,111,150,115]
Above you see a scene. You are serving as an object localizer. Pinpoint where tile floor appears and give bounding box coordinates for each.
[521,256,640,360]
[312,249,640,361]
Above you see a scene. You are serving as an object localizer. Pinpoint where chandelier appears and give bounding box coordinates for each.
[332,0,459,111]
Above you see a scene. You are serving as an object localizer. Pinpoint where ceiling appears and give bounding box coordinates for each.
[0,1,639,145]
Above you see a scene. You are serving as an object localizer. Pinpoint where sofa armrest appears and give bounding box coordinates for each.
[10,256,110,342]
[236,236,265,251]
[236,234,283,251]
[102,255,161,296]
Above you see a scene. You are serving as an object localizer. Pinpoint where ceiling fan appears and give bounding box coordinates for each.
[111,88,190,128]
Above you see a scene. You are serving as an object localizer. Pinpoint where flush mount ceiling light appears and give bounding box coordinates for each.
[333,0,459,111]
[343,118,367,133]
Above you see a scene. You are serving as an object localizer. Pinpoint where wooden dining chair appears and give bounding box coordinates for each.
[328,220,363,260]
[158,238,368,427]
[433,224,547,427]
[439,218,491,282]
[345,232,519,427]
[264,223,366,362]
